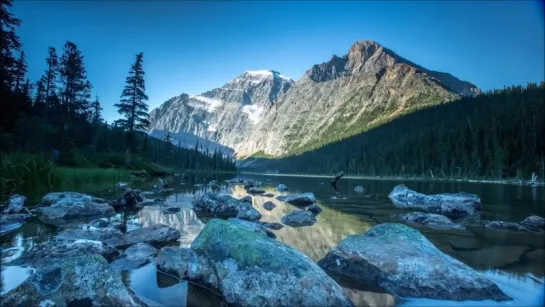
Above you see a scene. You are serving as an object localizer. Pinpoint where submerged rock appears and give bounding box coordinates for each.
[263,201,276,211]
[485,221,529,232]
[305,203,322,215]
[520,215,545,231]
[396,212,465,230]
[263,193,275,198]
[12,239,120,266]
[228,218,276,239]
[110,243,158,272]
[104,224,181,249]
[276,184,289,192]
[1,255,144,306]
[192,192,261,221]
[3,194,28,214]
[37,192,115,224]
[276,193,316,207]
[0,213,32,235]
[388,185,479,218]
[281,210,317,227]
[318,223,511,301]
[187,219,353,306]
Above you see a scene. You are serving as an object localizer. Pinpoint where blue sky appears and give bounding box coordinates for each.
[12,1,545,123]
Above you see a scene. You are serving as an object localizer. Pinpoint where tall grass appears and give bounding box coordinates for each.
[1,153,131,202]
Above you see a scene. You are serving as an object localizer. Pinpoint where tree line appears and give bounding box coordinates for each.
[254,82,545,180]
[0,0,236,173]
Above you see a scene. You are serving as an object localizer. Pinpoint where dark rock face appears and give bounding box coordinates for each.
[305,203,322,215]
[37,192,115,224]
[11,239,120,266]
[388,185,480,218]
[187,219,354,306]
[520,215,545,231]
[263,201,276,211]
[104,224,181,249]
[228,218,276,239]
[110,243,158,272]
[1,255,144,306]
[276,184,288,192]
[192,192,261,221]
[485,221,529,232]
[3,194,27,214]
[396,212,465,230]
[56,227,124,242]
[112,189,144,208]
[318,223,511,301]
[281,210,317,227]
[276,193,316,207]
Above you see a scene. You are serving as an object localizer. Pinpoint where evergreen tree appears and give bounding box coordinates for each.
[43,47,59,98]
[58,41,92,117]
[89,95,103,123]
[115,52,150,135]
[12,51,26,92]
[0,0,21,90]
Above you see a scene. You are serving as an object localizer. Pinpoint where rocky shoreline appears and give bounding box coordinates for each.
[1,180,543,306]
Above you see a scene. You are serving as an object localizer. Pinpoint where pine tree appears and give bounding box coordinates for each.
[12,51,26,92]
[115,52,150,136]
[43,47,59,98]
[0,0,21,90]
[58,41,92,117]
[89,95,103,123]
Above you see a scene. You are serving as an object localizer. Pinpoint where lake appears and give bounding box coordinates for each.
[1,172,544,306]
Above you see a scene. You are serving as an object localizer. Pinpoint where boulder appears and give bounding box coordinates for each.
[305,203,323,215]
[112,189,144,208]
[388,185,479,218]
[0,213,32,235]
[259,222,284,230]
[263,201,276,211]
[485,221,529,232]
[110,243,158,272]
[318,223,511,301]
[163,207,181,214]
[156,246,197,279]
[520,215,545,231]
[1,255,144,306]
[56,227,123,242]
[3,194,28,214]
[276,193,316,207]
[396,212,465,230]
[37,192,115,224]
[247,187,266,195]
[11,239,120,266]
[281,210,317,227]
[104,224,181,249]
[89,218,110,228]
[239,195,253,203]
[228,218,276,239]
[192,192,261,221]
[276,184,289,192]
[188,219,354,306]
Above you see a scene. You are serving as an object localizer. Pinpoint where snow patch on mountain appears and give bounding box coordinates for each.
[190,95,223,112]
[242,105,264,124]
[245,70,293,82]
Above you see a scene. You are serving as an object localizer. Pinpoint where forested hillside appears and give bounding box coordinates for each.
[0,0,235,178]
[246,83,545,180]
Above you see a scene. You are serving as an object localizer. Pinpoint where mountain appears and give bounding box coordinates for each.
[149,129,234,156]
[149,40,480,158]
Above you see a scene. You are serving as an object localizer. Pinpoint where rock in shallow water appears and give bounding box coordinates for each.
[192,192,261,221]
[56,227,123,242]
[485,221,529,232]
[246,187,266,195]
[305,203,322,215]
[37,192,115,224]
[276,193,316,207]
[388,185,479,218]
[0,213,32,235]
[110,243,158,272]
[281,210,317,227]
[276,184,288,192]
[1,255,145,306]
[104,224,181,249]
[2,194,28,214]
[263,201,276,211]
[396,212,465,230]
[185,219,353,306]
[520,215,545,231]
[318,223,511,301]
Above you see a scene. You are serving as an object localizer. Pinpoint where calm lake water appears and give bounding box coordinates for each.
[1,172,544,306]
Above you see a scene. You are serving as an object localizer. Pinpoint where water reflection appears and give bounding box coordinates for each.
[1,173,544,306]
